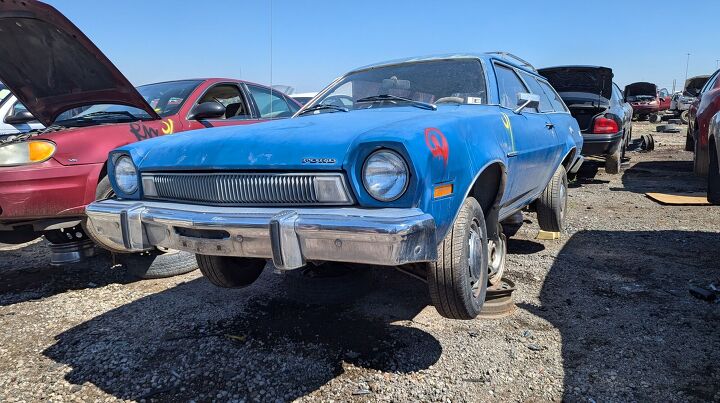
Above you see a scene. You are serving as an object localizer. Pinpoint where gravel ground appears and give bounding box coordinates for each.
[0,121,718,402]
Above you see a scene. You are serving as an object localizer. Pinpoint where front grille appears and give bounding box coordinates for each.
[142,172,353,206]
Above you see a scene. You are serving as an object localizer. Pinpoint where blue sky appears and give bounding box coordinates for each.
[47,0,720,93]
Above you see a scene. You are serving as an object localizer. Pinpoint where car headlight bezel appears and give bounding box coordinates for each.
[0,140,57,167]
[113,154,139,195]
[362,149,409,202]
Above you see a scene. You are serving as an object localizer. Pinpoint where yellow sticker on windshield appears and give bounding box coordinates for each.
[501,112,515,152]
[161,119,174,135]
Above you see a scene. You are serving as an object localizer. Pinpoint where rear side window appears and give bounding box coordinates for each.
[494,64,529,109]
[537,80,568,113]
[247,85,298,119]
[518,72,554,113]
[612,83,624,102]
[701,71,720,94]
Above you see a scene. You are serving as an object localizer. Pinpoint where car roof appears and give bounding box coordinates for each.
[347,52,540,77]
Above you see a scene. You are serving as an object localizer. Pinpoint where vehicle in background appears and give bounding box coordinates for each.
[539,66,632,174]
[0,0,300,277]
[687,69,720,176]
[708,111,720,204]
[657,87,671,111]
[670,75,710,124]
[0,84,44,137]
[625,82,664,121]
[290,92,319,105]
[86,52,583,320]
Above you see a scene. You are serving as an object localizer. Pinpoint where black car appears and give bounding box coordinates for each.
[539,66,633,174]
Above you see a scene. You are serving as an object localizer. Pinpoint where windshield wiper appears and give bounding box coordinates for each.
[77,111,140,121]
[298,104,349,115]
[355,94,436,110]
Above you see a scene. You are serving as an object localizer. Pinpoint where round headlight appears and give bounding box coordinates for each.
[362,150,409,201]
[114,155,138,194]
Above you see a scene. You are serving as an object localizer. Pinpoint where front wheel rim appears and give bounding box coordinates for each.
[467,220,483,297]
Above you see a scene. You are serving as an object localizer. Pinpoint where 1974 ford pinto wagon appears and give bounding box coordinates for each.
[87,53,583,319]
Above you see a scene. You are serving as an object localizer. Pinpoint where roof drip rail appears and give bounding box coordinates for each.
[486,52,537,71]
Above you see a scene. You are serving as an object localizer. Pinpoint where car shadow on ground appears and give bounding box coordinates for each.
[0,241,136,306]
[619,160,706,195]
[520,230,720,401]
[42,265,441,401]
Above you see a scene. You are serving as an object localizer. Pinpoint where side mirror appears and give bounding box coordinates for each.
[188,101,226,120]
[514,93,540,114]
[4,110,35,124]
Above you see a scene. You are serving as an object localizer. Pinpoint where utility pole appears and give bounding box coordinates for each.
[684,53,690,83]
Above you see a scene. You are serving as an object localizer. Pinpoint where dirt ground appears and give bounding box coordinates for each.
[0,121,718,402]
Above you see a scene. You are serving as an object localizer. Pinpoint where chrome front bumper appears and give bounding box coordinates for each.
[85,200,437,270]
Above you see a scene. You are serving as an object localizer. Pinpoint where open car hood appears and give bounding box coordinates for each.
[0,1,159,126]
[538,66,613,100]
[684,75,710,94]
[625,82,657,97]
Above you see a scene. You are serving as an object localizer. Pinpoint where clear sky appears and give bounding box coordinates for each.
[46,0,720,93]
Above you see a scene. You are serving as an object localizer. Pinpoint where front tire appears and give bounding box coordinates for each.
[197,254,265,288]
[708,141,720,204]
[536,165,568,232]
[605,148,621,174]
[681,110,690,125]
[427,197,488,320]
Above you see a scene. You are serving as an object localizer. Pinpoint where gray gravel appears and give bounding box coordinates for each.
[1,121,719,402]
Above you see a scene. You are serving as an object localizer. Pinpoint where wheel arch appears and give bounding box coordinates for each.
[560,147,577,172]
[463,161,507,240]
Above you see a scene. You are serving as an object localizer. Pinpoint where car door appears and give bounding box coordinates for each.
[184,82,257,130]
[494,64,558,204]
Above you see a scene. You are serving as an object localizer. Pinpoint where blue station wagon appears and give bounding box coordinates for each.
[86,53,583,319]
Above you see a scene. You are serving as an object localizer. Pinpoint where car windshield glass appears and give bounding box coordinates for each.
[307,59,486,113]
[53,80,203,125]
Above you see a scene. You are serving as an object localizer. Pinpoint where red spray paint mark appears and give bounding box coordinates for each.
[424,127,449,165]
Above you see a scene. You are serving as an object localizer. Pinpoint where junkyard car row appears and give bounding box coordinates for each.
[0,0,718,323]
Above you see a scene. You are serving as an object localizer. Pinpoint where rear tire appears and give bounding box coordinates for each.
[196,254,265,288]
[536,165,568,232]
[708,140,720,204]
[118,250,198,279]
[649,114,661,123]
[685,128,695,151]
[427,197,488,320]
[694,131,709,177]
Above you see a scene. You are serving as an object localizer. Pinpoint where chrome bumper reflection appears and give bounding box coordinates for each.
[85,200,437,270]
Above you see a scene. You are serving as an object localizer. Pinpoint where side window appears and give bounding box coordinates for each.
[247,85,295,119]
[612,83,624,102]
[519,72,554,113]
[494,64,530,109]
[537,80,568,113]
[197,84,250,119]
[702,72,720,94]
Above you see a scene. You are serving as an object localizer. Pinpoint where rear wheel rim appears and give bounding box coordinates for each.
[468,220,483,297]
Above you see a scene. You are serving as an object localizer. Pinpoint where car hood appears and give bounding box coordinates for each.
[538,66,613,100]
[625,82,657,97]
[0,1,159,126]
[132,107,445,171]
[684,75,710,94]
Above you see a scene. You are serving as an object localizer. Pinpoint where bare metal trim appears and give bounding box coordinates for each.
[86,200,437,270]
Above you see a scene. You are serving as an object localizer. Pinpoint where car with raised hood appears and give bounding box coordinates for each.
[539,66,632,174]
[0,83,44,137]
[670,75,710,124]
[687,68,720,177]
[625,82,667,121]
[0,1,300,276]
[86,52,583,319]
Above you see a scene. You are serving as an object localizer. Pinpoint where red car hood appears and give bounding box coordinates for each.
[0,1,159,126]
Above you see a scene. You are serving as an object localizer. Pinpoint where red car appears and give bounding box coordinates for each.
[0,1,300,272]
[625,82,668,121]
[688,69,720,176]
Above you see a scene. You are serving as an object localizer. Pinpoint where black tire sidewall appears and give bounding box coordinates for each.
[709,142,720,204]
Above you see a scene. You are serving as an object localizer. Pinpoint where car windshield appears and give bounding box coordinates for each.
[0,84,9,104]
[53,80,203,125]
[306,59,487,113]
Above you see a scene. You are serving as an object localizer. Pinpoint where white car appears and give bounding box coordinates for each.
[290,92,318,105]
[0,84,44,137]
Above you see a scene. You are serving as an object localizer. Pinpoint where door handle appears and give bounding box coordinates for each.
[545,123,555,129]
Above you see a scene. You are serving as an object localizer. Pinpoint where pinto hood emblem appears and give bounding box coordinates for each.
[302,158,336,164]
